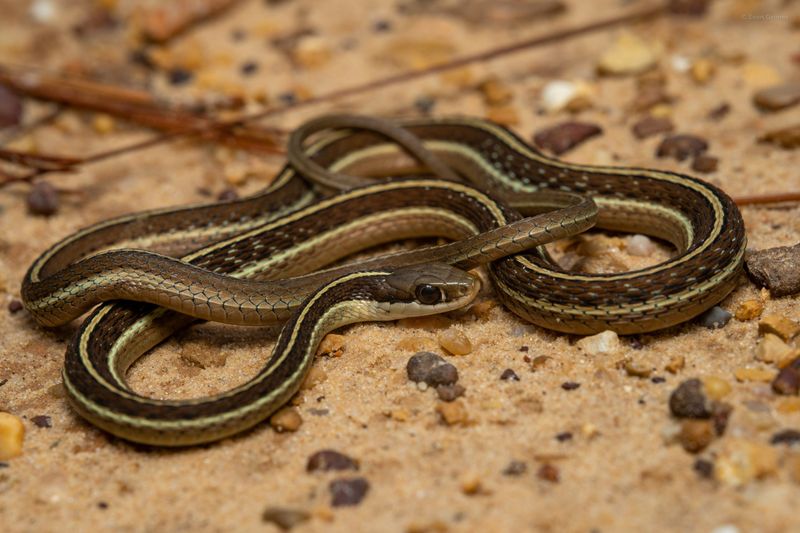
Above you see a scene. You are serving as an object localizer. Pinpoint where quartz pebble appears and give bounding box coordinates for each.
[307,450,359,472]
[437,329,472,356]
[0,412,24,460]
[540,80,594,113]
[690,59,715,84]
[436,400,468,425]
[701,376,731,400]
[753,82,800,112]
[734,299,763,321]
[755,333,795,365]
[533,122,602,155]
[460,472,483,495]
[665,355,686,374]
[597,33,658,75]
[697,306,732,329]
[406,352,458,386]
[626,234,657,256]
[478,77,513,106]
[575,330,620,355]
[758,315,800,341]
[656,134,708,161]
[733,367,774,383]
[316,334,345,357]
[261,507,310,530]
[329,477,369,507]
[623,359,652,378]
[269,407,302,432]
[715,440,779,486]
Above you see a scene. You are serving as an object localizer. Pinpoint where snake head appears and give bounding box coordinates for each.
[382,263,480,316]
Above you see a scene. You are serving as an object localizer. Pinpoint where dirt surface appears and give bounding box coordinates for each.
[1,1,800,532]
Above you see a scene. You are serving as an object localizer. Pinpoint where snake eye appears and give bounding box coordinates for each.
[415,284,442,305]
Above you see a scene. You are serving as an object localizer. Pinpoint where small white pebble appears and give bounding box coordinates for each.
[627,234,657,257]
[541,80,578,112]
[710,526,740,533]
[671,54,691,72]
[576,330,620,355]
[30,0,56,22]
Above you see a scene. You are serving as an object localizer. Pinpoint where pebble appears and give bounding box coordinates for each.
[693,458,714,478]
[575,330,620,355]
[771,429,800,446]
[31,415,51,428]
[502,460,527,476]
[741,62,782,89]
[690,59,715,84]
[631,116,673,139]
[437,329,472,356]
[478,77,513,106]
[669,379,712,418]
[0,84,23,129]
[561,381,580,391]
[485,105,520,127]
[436,383,465,402]
[665,355,686,374]
[537,463,560,482]
[626,234,658,256]
[597,32,658,76]
[469,300,496,320]
[746,243,800,296]
[772,359,800,395]
[623,359,652,378]
[329,477,369,507]
[269,407,303,432]
[691,154,718,173]
[701,376,731,400]
[167,68,194,86]
[715,439,779,486]
[755,333,796,365]
[734,367,774,383]
[413,95,436,115]
[293,36,333,69]
[27,181,59,216]
[697,306,732,329]
[555,431,573,442]
[181,349,226,369]
[217,188,239,201]
[0,412,24,460]
[500,369,520,382]
[300,366,327,391]
[406,352,458,386]
[753,82,800,112]
[307,450,359,472]
[533,122,603,155]
[459,472,483,495]
[540,80,594,113]
[316,334,345,357]
[530,355,552,372]
[734,299,763,321]
[759,125,800,150]
[261,507,310,530]
[708,102,731,121]
[240,61,259,76]
[678,419,716,453]
[656,134,708,161]
[92,114,115,134]
[435,400,468,426]
[8,300,23,314]
[759,315,800,341]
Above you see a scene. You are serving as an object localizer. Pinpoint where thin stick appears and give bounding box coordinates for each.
[734,192,800,206]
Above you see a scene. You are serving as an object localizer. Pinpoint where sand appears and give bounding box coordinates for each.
[1,0,800,531]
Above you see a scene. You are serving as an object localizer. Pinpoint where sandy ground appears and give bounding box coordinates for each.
[1,0,800,531]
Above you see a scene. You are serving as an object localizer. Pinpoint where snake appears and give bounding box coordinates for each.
[20,114,745,445]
